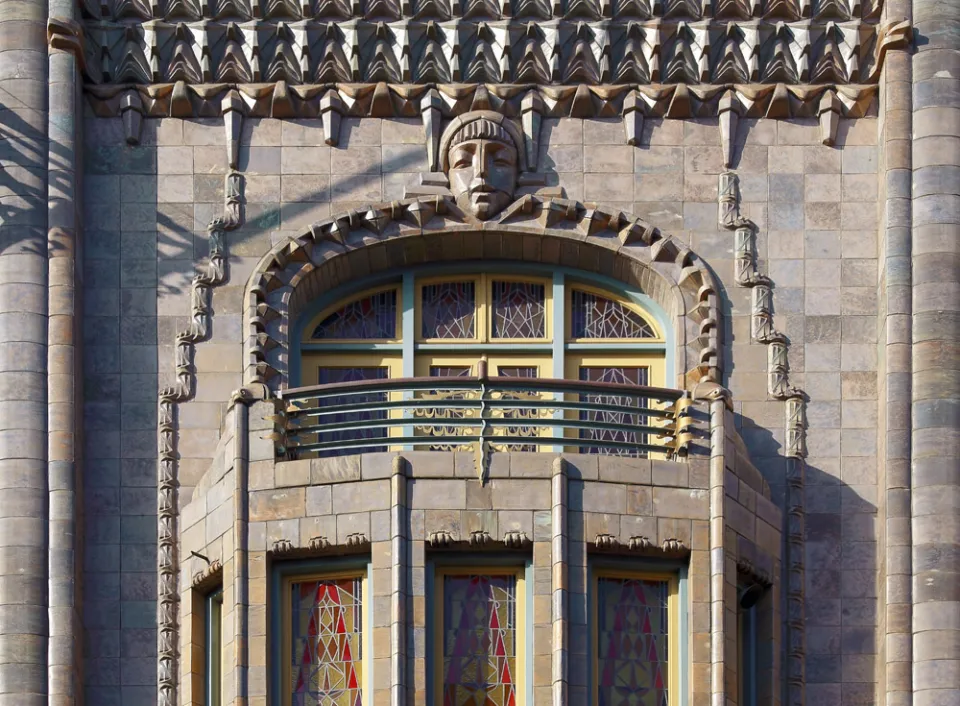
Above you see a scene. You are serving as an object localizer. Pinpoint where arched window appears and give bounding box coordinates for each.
[294,268,672,457]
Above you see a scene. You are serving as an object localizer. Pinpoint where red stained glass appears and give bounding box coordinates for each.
[442,574,518,706]
[597,577,670,706]
[291,577,363,706]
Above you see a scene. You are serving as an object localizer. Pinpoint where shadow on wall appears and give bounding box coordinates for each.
[734,411,880,697]
[83,117,439,299]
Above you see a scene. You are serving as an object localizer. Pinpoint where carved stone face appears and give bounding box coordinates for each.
[447,138,518,220]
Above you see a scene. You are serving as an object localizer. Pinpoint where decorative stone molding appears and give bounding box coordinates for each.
[591,533,689,555]
[243,193,724,395]
[190,558,223,589]
[736,557,773,587]
[85,80,886,151]
[48,17,85,66]
[157,172,243,706]
[80,0,889,22]
[718,170,805,706]
[80,16,910,91]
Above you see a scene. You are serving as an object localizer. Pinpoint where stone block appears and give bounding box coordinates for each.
[651,488,709,520]
[408,479,466,510]
[249,488,304,522]
[489,479,551,510]
[310,456,360,484]
[580,482,626,514]
[332,480,390,514]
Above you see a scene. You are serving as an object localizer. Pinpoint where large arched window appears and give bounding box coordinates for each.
[292,267,673,457]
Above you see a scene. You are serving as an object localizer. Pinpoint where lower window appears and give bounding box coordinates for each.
[435,567,527,706]
[593,571,679,706]
[283,571,368,706]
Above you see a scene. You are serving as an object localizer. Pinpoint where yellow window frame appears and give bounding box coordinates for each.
[565,283,665,344]
[433,566,528,706]
[591,569,680,706]
[299,354,405,448]
[280,569,370,706]
[302,284,402,344]
[415,274,553,344]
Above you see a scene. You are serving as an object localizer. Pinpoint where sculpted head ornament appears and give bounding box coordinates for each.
[440,112,525,220]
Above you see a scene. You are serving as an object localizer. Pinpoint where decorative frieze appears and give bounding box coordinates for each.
[156,172,243,706]
[80,18,908,89]
[80,0,887,22]
[718,169,806,706]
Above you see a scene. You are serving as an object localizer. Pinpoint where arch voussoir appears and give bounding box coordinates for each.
[244,194,724,392]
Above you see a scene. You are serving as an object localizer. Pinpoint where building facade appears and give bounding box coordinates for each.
[0,0,957,705]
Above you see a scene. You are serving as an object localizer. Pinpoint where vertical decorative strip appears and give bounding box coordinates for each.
[391,455,408,706]
[231,392,253,706]
[47,12,81,704]
[708,393,729,706]
[157,173,243,706]
[718,171,806,706]
[551,456,568,706]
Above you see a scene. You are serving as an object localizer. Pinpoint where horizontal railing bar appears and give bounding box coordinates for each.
[287,398,677,421]
[291,416,674,438]
[292,435,671,455]
[282,375,685,402]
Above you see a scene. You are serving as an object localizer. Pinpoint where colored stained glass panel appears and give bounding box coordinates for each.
[571,290,655,339]
[597,577,670,706]
[442,574,518,706]
[316,367,388,456]
[421,282,476,339]
[291,576,363,706]
[578,367,649,456]
[491,281,546,339]
[312,290,397,339]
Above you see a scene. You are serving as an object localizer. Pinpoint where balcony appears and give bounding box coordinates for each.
[275,364,694,462]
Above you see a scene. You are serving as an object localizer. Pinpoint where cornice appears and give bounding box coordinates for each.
[80,0,884,23]
[80,16,909,87]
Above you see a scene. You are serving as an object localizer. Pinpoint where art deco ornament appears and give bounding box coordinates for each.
[439,111,525,220]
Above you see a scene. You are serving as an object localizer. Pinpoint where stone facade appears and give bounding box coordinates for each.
[0,0,957,703]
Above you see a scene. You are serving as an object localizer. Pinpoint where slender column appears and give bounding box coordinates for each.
[47,1,82,703]
[390,456,408,706]
[879,1,914,702]
[0,0,49,699]
[233,397,250,706]
[550,456,567,706]
[708,396,727,706]
[910,1,960,705]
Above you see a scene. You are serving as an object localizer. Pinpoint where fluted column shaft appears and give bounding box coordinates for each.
[910,0,960,704]
[0,0,49,701]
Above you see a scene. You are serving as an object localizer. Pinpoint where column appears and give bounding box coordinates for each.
[910,0,960,703]
[0,0,49,700]
[47,0,83,703]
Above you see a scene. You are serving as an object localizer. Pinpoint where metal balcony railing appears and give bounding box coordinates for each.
[275,363,694,462]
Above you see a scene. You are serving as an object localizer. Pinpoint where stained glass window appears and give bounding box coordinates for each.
[421,282,476,339]
[571,290,656,339]
[578,367,649,456]
[597,577,670,706]
[312,289,397,340]
[290,576,364,706]
[491,281,546,339]
[442,574,518,706]
[316,367,388,456]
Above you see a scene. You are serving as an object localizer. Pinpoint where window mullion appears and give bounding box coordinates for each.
[401,273,415,450]
[552,272,565,451]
